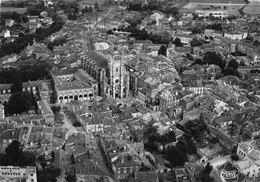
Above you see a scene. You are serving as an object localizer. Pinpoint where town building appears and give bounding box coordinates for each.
[51,68,98,104]
[37,100,55,126]
[0,104,4,120]
[82,50,130,99]
[0,166,37,182]
[212,161,247,182]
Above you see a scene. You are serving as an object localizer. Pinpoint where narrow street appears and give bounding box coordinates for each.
[95,136,116,182]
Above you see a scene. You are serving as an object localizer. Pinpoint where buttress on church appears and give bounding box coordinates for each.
[51,50,130,103]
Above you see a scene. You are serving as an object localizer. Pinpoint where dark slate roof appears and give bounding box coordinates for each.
[218,161,246,182]
[86,50,109,68]
[56,80,92,91]
[134,171,159,182]
[51,68,78,76]
[208,126,236,146]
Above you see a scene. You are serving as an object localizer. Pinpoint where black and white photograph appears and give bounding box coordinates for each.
[0,0,260,181]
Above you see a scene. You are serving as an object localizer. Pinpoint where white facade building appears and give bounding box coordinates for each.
[0,166,37,182]
[195,10,229,18]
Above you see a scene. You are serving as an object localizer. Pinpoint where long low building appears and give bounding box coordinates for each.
[0,166,37,182]
[51,68,98,104]
[182,1,245,16]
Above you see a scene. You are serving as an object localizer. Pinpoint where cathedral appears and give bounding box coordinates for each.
[83,50,130,99]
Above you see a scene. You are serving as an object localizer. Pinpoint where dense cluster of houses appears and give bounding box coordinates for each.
[1,0,260,181]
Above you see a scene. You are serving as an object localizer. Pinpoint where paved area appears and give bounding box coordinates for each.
[209,155,231,170]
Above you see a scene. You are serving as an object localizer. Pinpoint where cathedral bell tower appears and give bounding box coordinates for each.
[109,50,128,99]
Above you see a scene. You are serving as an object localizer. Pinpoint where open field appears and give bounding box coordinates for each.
[243,1,260,14]
[0,7,27,14]
[183,2,243,15]
[66,0,106,4]
[190,0,245,4]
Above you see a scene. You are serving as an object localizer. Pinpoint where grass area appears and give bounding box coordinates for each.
[190,0,245,4]
[63,107,82,127]
[243,3,260,14]
[0,7,27,14]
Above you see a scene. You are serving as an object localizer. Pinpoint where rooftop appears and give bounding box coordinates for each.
[86,50,109,68]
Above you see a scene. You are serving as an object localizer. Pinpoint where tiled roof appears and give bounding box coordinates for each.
[86,50,109,68]
[185,162,204,174]
[218,161,246,182]
[51,68,78,76]
[134,171,159,182]
[0,83,12,90]
[113,154,141,168]
[37,100,54,117]
[56,80,92,91]
[208,126,236,146]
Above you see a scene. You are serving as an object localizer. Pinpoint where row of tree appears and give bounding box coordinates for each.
[164,134,197,167]
[108,26,173,45]
[0,12,64,58]
[4,91,37,115]
[127,2,179,16]
[206,23,223,31]
[3,68,39,115]
[191,51,241,77]
[47,37,67,51]
[144,122,177,152]
[0,140,62,182]
[0,61,51,84]
[178,119,208,142]
[143,121,198,167]
[1,12,29,25]
[0,140,35,166]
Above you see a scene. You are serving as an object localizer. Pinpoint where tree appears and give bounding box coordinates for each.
[2,140,22,165]
[94,2,99,10]
[190,38,204,47]
[165,146,188,167]
[204,162,213,175]
[200,175,214,182]
[65,171,77,182]
[192,59,202,65]
[70,154,75,164]
[7,91,33,115]
[227,122,238,136]
[223,67,237,76]
[203,51,226,71]
[158,45,167,56]
[38,167,62,182]
[227,59,239,70]
[51,106,61,113]
[159,130,176,152]
[164,7,179,16]
[21,16,29,23]
[82,6,89,13]
[17,151,36,166]
[68,14,77,20]
[144,122,160,151]
[11,71,23,93]
[182,119,208,142]
[175,138,189,153]
[206,23,222,31]
[173,38,182,46]
[253,40,260,46]
[159,31,172,44]
[89,6,93,12]
[231,153,239,161]
[107,30,114,34]
[192,26,203,34]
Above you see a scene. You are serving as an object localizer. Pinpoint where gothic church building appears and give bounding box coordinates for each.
[83,50,130,99]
